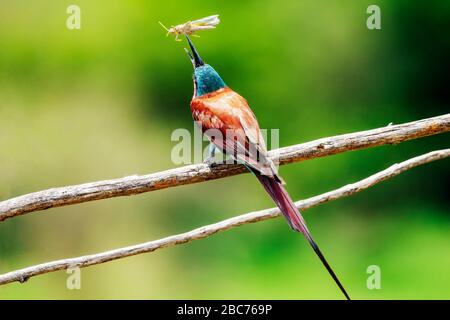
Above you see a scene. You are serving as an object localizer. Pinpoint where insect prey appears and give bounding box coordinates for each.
[159,15,220,41]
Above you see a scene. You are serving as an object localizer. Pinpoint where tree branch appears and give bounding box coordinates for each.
[0,114,449,222]
[0,149,448,286]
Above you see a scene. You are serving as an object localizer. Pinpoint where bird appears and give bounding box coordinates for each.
[184,35,350,300]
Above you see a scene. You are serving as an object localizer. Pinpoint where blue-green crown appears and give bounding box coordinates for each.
[194,65,226,97]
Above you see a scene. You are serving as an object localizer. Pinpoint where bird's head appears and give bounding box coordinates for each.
[185,36,226,98]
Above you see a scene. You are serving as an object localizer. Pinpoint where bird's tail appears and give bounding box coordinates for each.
[252,169,350,300]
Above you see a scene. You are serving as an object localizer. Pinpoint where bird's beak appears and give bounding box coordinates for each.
[185,35,204,68]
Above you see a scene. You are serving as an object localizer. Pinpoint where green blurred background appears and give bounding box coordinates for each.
[0,0,449,299]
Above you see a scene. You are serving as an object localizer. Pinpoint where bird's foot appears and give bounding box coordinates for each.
[203,156,222,167]
[204,143,223,167]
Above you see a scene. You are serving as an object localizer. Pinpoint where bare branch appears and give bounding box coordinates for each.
[0,149,447,286]
[0,114,448,222]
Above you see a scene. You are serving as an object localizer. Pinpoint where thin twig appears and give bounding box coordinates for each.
[0,114,449,222]
[0,149,447,286]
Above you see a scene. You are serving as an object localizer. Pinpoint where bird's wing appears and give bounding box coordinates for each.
[191,88,278,178]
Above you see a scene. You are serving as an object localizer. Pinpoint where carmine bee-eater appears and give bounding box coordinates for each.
[185,36,350,300]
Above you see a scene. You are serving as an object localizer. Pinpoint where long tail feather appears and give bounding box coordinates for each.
[251,169,350,300]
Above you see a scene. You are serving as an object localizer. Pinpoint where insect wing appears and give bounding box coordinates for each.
[191,25,216,31]
[191,15,220,27]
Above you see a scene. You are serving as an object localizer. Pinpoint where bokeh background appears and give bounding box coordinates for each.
[0,0,449,299]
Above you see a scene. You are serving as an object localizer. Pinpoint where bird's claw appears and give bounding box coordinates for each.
[203,156,220,167]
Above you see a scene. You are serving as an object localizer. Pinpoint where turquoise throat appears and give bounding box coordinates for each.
[195,65,226,97]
